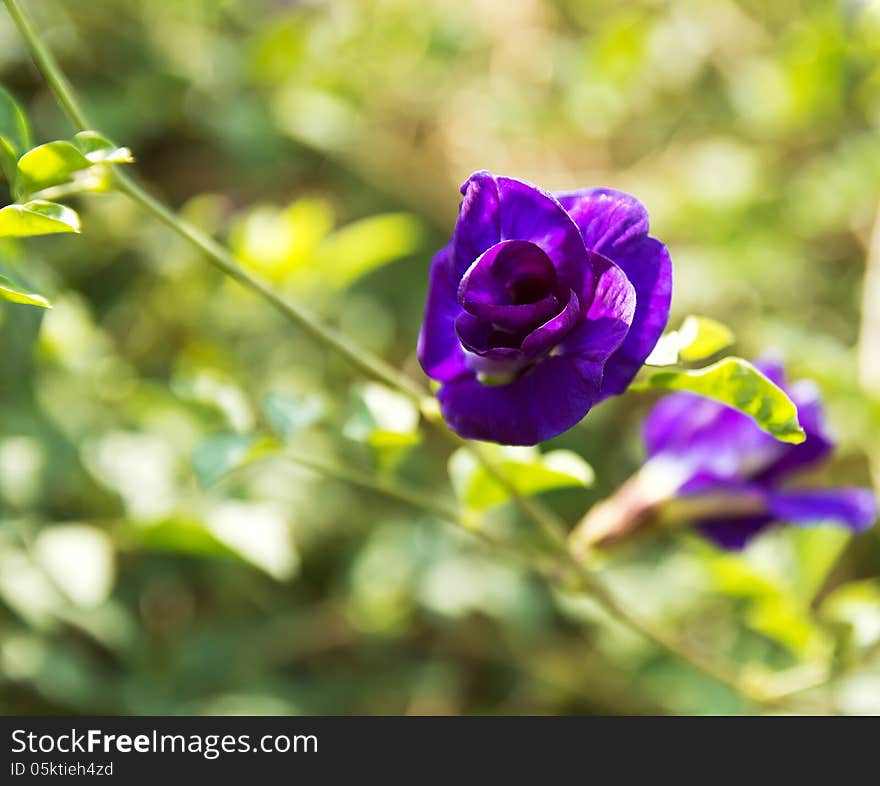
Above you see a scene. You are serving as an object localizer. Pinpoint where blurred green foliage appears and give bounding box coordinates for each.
[0,0,879,715]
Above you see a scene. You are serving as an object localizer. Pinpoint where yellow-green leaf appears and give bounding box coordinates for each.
[16,140,91,197]
[318,213,423,287]
[72,130,134,164]
[646,315,735,366]
[637,357,806,444]
[0,274,51,308]
[449,446,594,511]
[0,200,81,237]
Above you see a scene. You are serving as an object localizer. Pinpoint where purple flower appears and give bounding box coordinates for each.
[418,171,672,445]
[643,360,877,549]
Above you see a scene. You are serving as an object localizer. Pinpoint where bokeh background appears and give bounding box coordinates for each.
[1,0,879,715]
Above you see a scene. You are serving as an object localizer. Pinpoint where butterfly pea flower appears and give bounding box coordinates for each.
[571,361,877,554]
[418,171,672,445]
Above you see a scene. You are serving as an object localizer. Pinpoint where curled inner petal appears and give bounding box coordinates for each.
[463,293,562,333]
[459,240,559,313]
[455,312,524,354]
[520,289,580,358]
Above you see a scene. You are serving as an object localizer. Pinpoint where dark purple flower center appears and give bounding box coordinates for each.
[507,272,554,305]
[452,239,581,380]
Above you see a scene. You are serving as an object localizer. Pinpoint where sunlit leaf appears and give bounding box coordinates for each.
[746,595,827,659]
[637,357,806,444]
[16,140,91,197]
[0,274,51,308]
[0,85,32,183]
[207,501,299,581]
[704,550,832,660]
[172,370,254,432]
[136,513,299,581]
[261,392,324,439]
[72,131,134,164]
[318,212,423,287]
[820,579,880,653]
[35,526,115,608]
[344,384,421,468]
[231,198,335,281]
[646,315,735,366]
[192,433,256,488]
[788,525,851,601]
[134,518,243,560]
[0,200,81,237]
[449,446,594,511]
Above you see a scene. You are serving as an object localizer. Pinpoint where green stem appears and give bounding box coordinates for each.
[3,0,90,129]
[112,171,427,401]
[3,0,800,709]
[282,449,461,525]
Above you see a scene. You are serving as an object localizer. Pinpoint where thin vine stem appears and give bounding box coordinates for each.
[3,0,810,710]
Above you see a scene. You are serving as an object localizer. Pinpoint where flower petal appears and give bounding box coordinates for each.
[556,188,650,256]
[455,312,521,354]
[458,239,562,332]
[453,172,589,293]
[437,353,604,445]
[768,488,877,532]
[496,176,590,293]
[561,252,635,363]
[520,289,580,358]
[698,514,775,550]
[643,392,785,484]
[557,189,672,398]
[437,255,635,445]
[464,294,562,334]
[599,237,672,397]
[417,247,468,383]
[452,171,501,279]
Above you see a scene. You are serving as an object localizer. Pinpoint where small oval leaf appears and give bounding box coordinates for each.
[192,433,255,488]
[449,446,594,511]
[638,357,806,444]
[0,200,81,237]
[16,140,92,197]
[646,315,735,366]
[73,131,134,164]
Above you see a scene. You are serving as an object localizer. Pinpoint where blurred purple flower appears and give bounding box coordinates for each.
[418,171,672,445]
[644,360,877,549]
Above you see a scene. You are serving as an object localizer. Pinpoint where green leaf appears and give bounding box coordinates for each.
[192,433,256,488]
[134,518,242,560]
[16,140,92,197]
[0,274,51,308]
[637,357,806,444]
[0,200,81,237]
[449,446,594,511]
[0,85,32,183]
[646,315,735,366]
[344,384,421,469]
[702,549,832,660]
[820,579,880,653]
[72,131,133,164]
[317,213,423,287]
[261,392,324,439]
